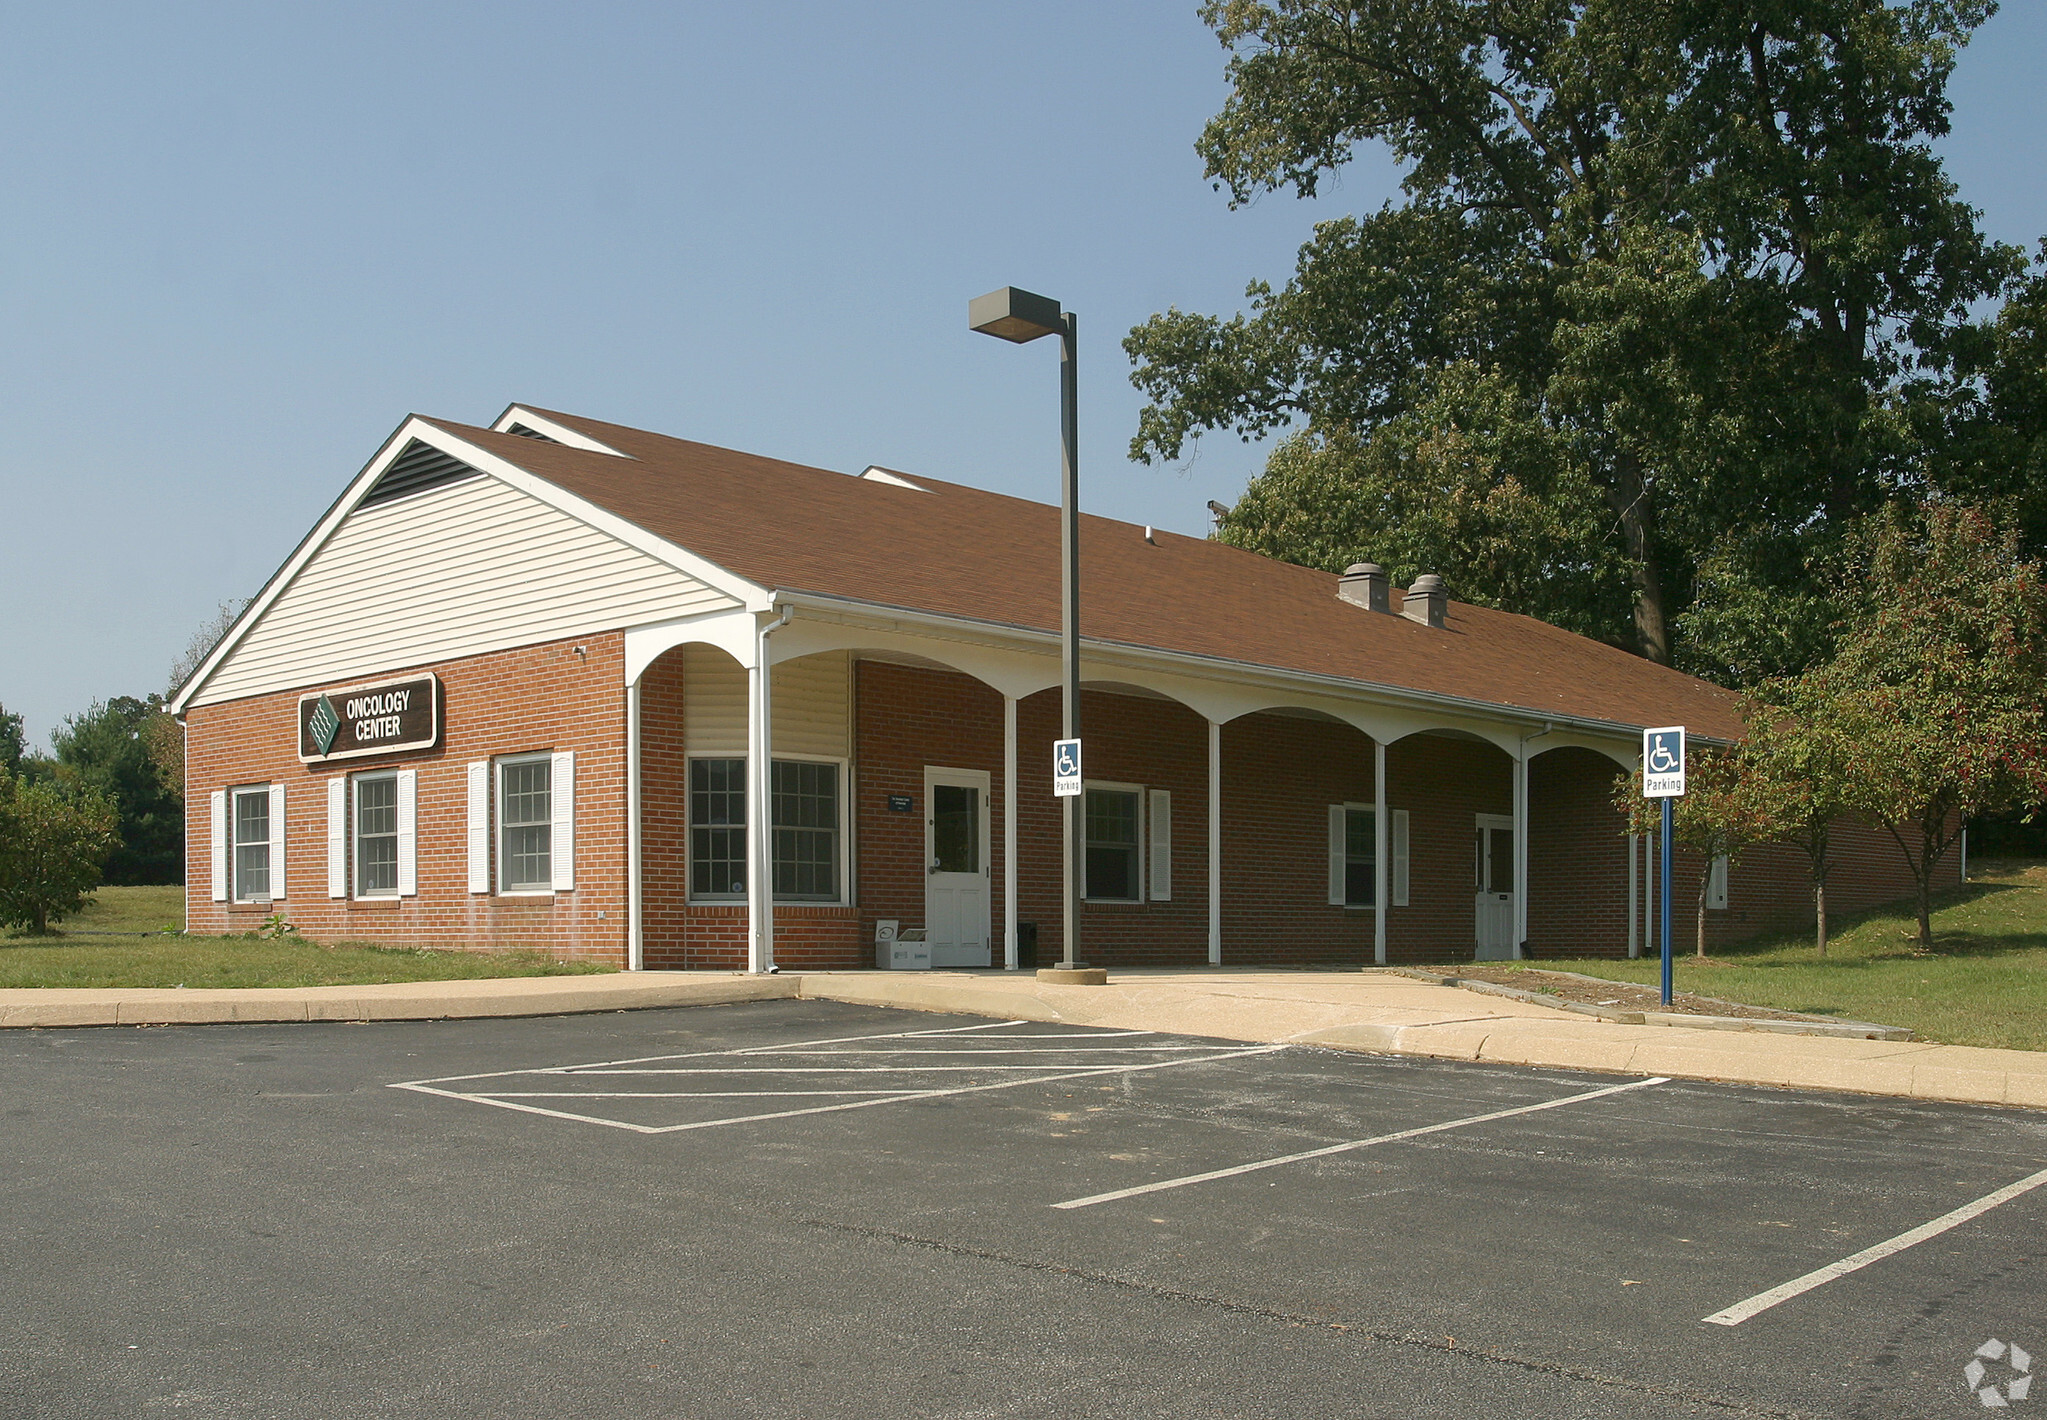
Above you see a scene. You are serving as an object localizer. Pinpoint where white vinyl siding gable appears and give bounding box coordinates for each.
[682,646,850,757]
[191,473,741,706]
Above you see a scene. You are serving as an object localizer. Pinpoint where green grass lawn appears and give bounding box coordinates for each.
[1526,859,2047,1052]
[0,885,615,989]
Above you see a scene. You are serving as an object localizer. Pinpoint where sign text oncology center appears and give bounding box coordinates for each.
[299,676,440,761]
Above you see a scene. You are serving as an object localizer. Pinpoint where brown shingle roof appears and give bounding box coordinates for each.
[422,408,1748,740]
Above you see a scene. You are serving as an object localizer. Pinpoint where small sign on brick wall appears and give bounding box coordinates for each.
[299,676,440,762]
[887,794,914,813]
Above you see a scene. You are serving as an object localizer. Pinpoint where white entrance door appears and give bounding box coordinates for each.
[1474,813,1517,960]
[925,767,991,967]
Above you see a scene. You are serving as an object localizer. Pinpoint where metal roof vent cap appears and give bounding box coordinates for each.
[1402,574,1448,628]
[1338,563,1390,613]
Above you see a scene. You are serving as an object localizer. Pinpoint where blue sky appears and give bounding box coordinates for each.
[3,2,2042,748]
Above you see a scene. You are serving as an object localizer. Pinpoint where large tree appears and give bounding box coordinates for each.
[1128,0,2019,678]
[48,696,183,885]
[1802,503,2047,948]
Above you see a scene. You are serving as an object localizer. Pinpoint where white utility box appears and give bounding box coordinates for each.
[875,920,930,971]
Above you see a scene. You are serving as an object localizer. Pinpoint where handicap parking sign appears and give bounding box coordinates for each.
[1643,726,1686,798]
[1053,738,1083,798]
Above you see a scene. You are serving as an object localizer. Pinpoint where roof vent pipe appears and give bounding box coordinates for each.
[1338,563,1389,613]
[1402,574,1448,628]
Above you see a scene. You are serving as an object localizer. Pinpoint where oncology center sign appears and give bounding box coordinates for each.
[298,676,440,762]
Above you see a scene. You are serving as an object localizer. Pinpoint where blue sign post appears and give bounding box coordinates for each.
[1642,727,1686,1007]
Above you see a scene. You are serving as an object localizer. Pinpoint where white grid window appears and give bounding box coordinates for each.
[230,786,271,901]
[498,756,553,893]
[1084,786,1142,903]
[354,773,398,897]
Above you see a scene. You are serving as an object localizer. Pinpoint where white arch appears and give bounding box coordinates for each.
[1527,733,1636,772]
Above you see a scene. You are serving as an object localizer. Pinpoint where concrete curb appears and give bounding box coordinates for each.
[2,967,2041,1112]
[0,974,796,1030]
[1379,966,1911,1041]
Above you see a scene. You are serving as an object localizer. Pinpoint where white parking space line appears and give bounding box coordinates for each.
[1052,1076,1671,1209]
[1703,1164,2047,1327]
[393,1047,1283,1135]
[390,1020,1285,1136]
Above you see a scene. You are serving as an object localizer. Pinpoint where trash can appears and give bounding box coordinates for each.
[1016,921,1038,970]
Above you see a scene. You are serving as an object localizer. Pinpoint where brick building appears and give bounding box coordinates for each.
[170,404,1939,971]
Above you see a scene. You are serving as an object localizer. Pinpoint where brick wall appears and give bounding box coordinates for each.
[183,634,628,962]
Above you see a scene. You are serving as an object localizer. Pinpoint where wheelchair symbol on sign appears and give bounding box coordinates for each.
[1055,742,1081,778]
[1647,736,1681,773]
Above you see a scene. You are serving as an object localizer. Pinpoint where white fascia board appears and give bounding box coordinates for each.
[489,405,631,457]
[769,588,1682,749]
[170,417,771,715]
[417,423,769,612]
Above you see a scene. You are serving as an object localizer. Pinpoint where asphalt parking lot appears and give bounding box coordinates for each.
[4,999,2044,1419]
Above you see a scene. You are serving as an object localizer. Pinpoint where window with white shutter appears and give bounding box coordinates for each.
[229,785,273,902]
[1391,809,1411,907]
[1327,804,1374,907]
[466,761,490,893]
[550,751,576,891]
[1147,789,1172,901]
[209,789,227,902]
[326,779,346,899]
[267,783,287,901]
[395,768,417,896]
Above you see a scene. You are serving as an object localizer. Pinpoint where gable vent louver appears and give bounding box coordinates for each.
[361,440,486,506]
[505,423,560,443]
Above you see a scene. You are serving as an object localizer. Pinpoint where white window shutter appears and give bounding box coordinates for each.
[1147,789,1172,901]
[466,761,490,894]
[1708,854,1729,909]
[1327,805,1347,906]
[209,790,228,902]
[395,769,417,897]
[268,783,287,901]
[326,778,347,899]
[1392,809,1411,907]
[550,751,576,891]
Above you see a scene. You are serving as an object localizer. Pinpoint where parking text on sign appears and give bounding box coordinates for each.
[1053,739,1082,798]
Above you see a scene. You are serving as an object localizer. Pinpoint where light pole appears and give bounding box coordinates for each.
[970,286,1083,973]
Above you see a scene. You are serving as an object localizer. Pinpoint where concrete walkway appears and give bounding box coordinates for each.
[4,967,2042,1112]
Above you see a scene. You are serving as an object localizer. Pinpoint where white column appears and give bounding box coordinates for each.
[1373,739,1388,965]
[1003,694,1018,970]
[627,676,643,972]
[746,634,774,973]
[1207,718,1222,965]
[1512,751,1529,959]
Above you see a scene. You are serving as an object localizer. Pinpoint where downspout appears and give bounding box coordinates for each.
[753,605,793,973]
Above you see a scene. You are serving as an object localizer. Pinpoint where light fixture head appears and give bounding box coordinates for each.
[969,286,1063,343]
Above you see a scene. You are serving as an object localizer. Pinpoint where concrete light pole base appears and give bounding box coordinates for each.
[1037,967,1109,986]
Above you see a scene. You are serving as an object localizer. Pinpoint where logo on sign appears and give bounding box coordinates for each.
[1053,738,1083,798]
[307,694,341,755]
[1643,726,1686,798]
